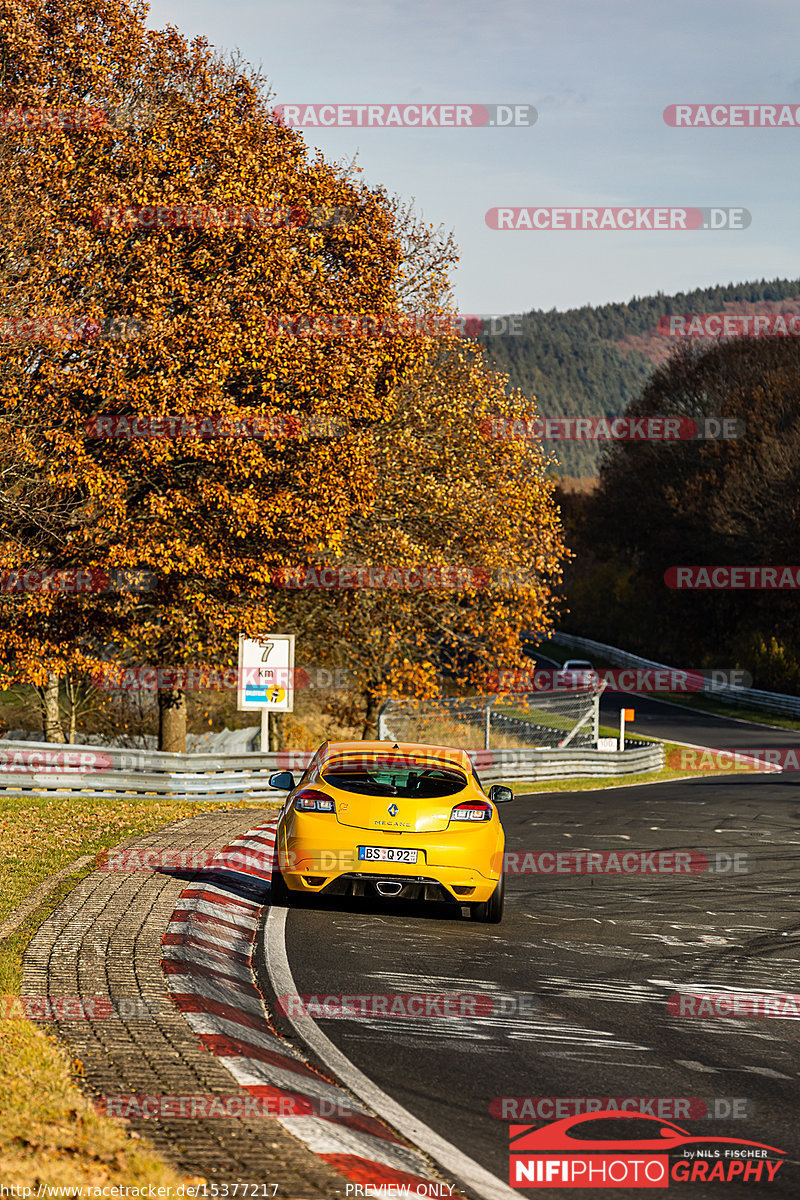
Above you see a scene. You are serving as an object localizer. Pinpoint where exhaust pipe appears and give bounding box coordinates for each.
[375,880,403,898]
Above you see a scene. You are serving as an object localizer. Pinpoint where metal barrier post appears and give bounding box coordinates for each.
[592,680,607,745]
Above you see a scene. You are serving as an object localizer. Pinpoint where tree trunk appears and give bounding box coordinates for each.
[158,688,186,753]
[361,692,381,740]
[65,674,77,744]
[43,673,66,743]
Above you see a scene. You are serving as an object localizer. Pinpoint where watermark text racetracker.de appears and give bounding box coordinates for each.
[0,101,182,133]
[275,991,540,1018]
[92,666,349,692]
[104,844,752,878]
[502,849,753,874]
[487,667,752,692]
[84,413,349,440]
[669,991,800,1019]
[97,847,274,873]
[95,1093,364,1119]
[664,103,800,126]
[665,566,800,589]
[257,312,525,337]
[666,747,800,772]
[0,567,156,594]
[0,104,109,131]
[273,103,536,127]
[0,314,145,342]
[492,1096,752,1120]
[481,415,743,441]
[659,313,800,338]
[91,203,349,232]
[273,564,484,590]
[0,746,113,774]
[0,995,164,1019]
[486,206,750,230]
[271,565,540,590]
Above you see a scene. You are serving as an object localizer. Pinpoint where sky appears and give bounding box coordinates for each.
[145,0,800,314]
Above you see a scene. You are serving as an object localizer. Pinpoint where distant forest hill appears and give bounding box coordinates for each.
[477,276,800,477]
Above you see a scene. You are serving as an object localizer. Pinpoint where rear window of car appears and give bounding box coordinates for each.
[322,764,467,798]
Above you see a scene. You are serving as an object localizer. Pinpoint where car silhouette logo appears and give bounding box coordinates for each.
[509,1112,785,1154]
[388,804,399,816]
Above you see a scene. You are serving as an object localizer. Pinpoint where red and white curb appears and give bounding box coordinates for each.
[161,819,449,1191]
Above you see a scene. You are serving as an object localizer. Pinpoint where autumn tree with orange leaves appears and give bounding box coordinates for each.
[0,0,449,748]
[273,338,567,736]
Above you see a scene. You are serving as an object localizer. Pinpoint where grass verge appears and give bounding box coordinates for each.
[508,741,760,794]
[645,690,800,731]
[0,793,279,1189]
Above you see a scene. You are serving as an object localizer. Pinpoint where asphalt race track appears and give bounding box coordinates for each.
[258,699,800,1198]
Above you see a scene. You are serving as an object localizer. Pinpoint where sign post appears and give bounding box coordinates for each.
[237,635,295,751]
[620,707,635,752]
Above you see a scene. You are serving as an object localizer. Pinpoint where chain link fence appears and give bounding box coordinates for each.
[378,687,604,751]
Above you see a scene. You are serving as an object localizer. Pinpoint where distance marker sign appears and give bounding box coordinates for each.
[237,634,295,713]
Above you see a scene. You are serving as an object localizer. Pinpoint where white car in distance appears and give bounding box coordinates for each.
[557,659,600,689]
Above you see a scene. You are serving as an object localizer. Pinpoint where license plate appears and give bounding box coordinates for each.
[358,846,419,864]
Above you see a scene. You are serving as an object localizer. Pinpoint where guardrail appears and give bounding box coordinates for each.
[0,743,314,801]
[470,742,663,783]
[548,633,800,718]
[0,736,663,798]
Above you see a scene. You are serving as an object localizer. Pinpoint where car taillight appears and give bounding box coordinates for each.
[450,801,492,822]
[294,788,336,813]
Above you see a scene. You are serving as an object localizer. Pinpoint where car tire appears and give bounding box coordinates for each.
[470,872,504,923]
[269,868,292,906]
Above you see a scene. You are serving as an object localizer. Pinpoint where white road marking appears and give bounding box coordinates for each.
[276,1114,436,1177]
[167,973,264,1015]
[181,1011,306,1059]
[165,921,254,954]
[162,943,255,981]
[175,896,260,926]
[263,905,520,1200]
[218,1055,371,1110]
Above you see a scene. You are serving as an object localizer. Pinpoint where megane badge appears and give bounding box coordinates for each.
[388,803,399,816]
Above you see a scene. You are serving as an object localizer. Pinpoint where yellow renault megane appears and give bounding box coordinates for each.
[268,740,511,922]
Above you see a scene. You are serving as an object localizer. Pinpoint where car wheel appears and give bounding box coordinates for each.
[470,872,504,923]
